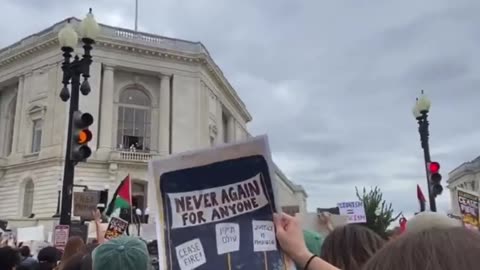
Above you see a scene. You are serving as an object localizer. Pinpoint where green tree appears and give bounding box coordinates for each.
[356,186,401,239]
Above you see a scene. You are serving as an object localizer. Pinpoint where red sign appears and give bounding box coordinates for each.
[53,225,70,251]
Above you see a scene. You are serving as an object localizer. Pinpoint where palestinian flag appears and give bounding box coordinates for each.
[417,184,426,212]
[105,175,132,218]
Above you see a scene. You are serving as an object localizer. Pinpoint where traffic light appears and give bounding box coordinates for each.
[428,161,443,197]
[71,111,94,162]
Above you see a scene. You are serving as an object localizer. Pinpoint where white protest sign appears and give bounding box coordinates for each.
[215,223,240,255]
[140,223,158,241]
[337,201,367,223]
[252,220,277,252]
[175,238,206,270]
[167,173,269,229]
[17,226,45,242]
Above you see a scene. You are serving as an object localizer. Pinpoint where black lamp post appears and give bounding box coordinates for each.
[58,9,100,225]
[413,90,436,212]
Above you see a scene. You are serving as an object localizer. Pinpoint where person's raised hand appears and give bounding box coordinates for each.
[274,213,311,264]
[92,209,102,223]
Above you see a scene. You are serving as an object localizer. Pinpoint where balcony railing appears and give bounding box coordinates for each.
[118,151,153,161]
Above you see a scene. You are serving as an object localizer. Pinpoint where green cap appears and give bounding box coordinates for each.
[92,236,149,270]
[303,229,324,256]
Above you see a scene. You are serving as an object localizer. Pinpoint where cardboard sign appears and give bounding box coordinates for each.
[215,223,240,255]
[150,136,286,270]
[53,225,69,251]
[105,217,129,240]
[252,220,277,252]
[337,201,367,223]
[175,238,206,270]
[74,191,100,220]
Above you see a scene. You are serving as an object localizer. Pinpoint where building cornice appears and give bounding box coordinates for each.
[272,162,308,197]
[448,155,480,184]
[0,17,252,122]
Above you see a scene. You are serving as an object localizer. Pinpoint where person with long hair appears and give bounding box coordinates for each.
[320,225,385,270]
[363,227,480,270]
[57,237,86,270]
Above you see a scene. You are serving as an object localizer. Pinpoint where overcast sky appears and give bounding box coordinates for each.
[3,0,480,217]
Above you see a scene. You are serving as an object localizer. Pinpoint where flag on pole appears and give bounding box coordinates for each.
[417,184,426,212]
[105,175,132,218]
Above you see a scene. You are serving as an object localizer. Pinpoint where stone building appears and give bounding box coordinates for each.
[0,17,307,230]
[447,155,480,213]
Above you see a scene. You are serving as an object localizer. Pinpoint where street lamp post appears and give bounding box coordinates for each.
[58,9,100,225]
[412,90,436,212]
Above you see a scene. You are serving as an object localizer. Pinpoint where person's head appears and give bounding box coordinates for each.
[19,246,31,257]
[0,246,21,270]
[320,224,385,270]
[406,212,461,233]
[364,227,480,270]
[37,246,62,270]
[92,236,149,270]
[62,237,86,262]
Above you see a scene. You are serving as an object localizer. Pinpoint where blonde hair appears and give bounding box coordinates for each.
[406,212,461,233]
[364,227,480,270]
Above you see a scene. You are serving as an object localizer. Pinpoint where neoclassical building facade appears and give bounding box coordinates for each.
[0,18,307,229]
[447,155,480,213]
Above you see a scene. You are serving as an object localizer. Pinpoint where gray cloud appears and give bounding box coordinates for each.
[2,0,479,217]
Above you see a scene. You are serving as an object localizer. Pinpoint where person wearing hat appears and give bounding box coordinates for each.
[92,236,149,270]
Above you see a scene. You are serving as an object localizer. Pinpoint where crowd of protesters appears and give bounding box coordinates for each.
[0,211,478,270]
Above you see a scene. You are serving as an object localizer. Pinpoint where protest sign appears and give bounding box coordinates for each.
[457,188,479,231]
[74,191,100,220]
[105,216,129,240]
[17,226,44,242]
[337,201,367,223]
[149,136,286,270]
[252,220,276,252]
[53,225,69,251]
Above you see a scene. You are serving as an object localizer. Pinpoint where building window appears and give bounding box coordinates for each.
[4,96,16,156]
[31,119,43,153]
[117,88,152,152]
[23,179,34,217]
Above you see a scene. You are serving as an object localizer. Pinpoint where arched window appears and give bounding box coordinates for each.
[4,96,16,156]
[22,179,34,217]
[117,88,152,152]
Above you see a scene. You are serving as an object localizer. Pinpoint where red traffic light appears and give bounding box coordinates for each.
[429,162,440,173]
[77,129,92,144]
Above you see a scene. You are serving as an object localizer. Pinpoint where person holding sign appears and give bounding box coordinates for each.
[274,213,340,270]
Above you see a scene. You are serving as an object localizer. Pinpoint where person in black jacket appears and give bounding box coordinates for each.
[0,246,21,270]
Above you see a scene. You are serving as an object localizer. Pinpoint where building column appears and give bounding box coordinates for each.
[158,74,170,156]
[215,99,223,144]
[98,65,115,151]
[12,76,25,154]
[227,116,236,142]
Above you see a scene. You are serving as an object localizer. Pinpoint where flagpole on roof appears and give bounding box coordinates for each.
[134,0,139,32]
